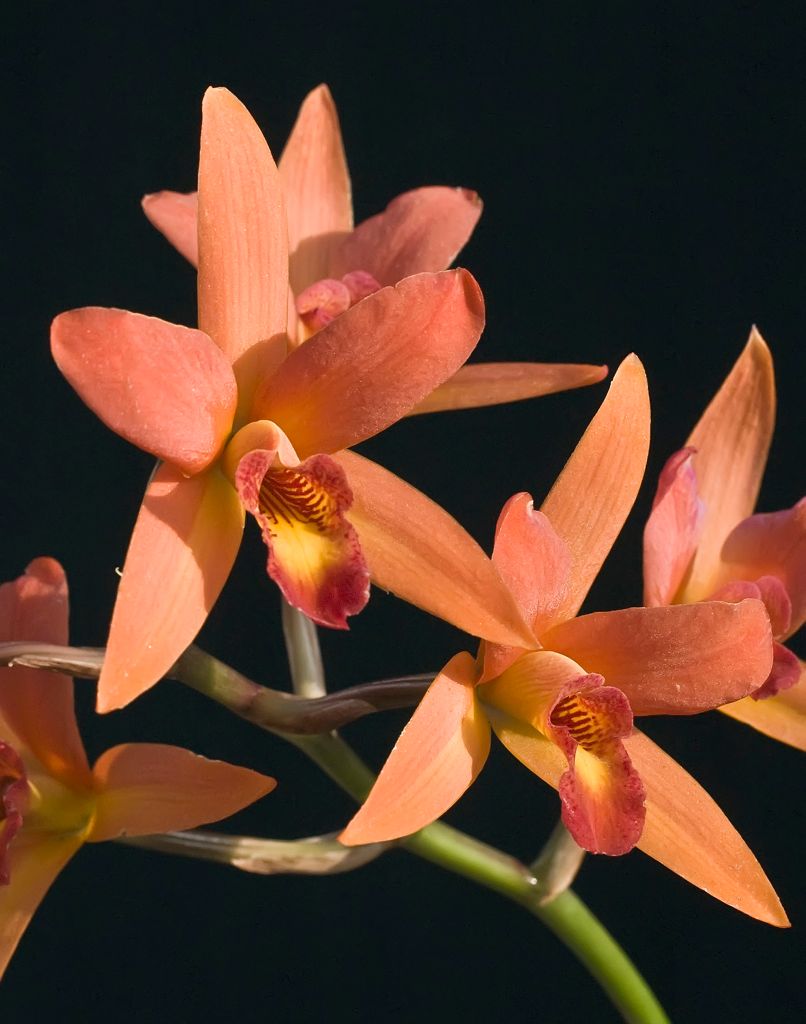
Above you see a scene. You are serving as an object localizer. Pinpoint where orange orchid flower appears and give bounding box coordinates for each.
[142,82,607,405]
[0,558,275,977]
[643,328,805,749]
[52,87,536,712]
[340,356,787,927]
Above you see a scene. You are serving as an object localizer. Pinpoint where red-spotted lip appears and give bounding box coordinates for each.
[0,741,29,885]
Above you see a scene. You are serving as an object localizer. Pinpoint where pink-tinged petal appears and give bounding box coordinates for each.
[51,308,237,475]
[752,643,801,700]
[332,186,482,285]
[235,445,369,629]
[721,659,806,750]
[0,559,90,787]
[540,355,650,622]
[88,743,275,842]
[409,362,608,416]
[340,653,489,844]
[254,270,485,457]
[684,329,776,599]
[197,87,288,411]
[0,832,83,980]
[627,730,789,927]
[336,452,536,648]
[278,84,352,293]
[97,465,244,712]
[719,499,806,636]
[141,190,199,266]
[295,278,351,332]
[493,494,572,634]
[541,600,774,715]
[643,448,705,606]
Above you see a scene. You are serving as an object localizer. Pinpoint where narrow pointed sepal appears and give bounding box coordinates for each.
[720,661,806,751]
[97,466,244,712]
[409,361,608,415]
[88,743,276,841]
[340,653,489,845]
[142,190,199,266]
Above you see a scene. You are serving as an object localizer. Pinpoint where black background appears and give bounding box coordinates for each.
[2,4,804,1022]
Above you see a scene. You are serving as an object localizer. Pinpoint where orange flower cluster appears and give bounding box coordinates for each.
[2,85,802,976]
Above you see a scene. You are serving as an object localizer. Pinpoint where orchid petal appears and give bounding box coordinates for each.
[643,448,705,606]
[684,329,776,599]
[720,660,806,751]
[540,355,650,621]
[0,559,89,787]
[408,362,608,415]
[254,270,485,457]
[340,653,489,844]
[0,833,83,980]
[198,87,288,409]
[336,452,536,648]
[141,190,199,266]
[332,186,482,286]
[89,743,275,842]
[279,84,353,293]
[541,600,773,715]
[626,730,789,927]
[718,499,806,636]
[97,465,244,712]
[51,308,237,475]
[481,650,592,731]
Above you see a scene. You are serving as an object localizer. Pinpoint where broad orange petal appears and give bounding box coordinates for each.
[336,452,536,648]
[684,329,776,599]
[720,660,806,751]
[279,84,353,293]
[141,190,199,266]
[197,87,288,411]
[332,186,482,285]
[408,362,608,415]
[541,600,774,715]
[254,270,485,457]
[0,559,90,787]
[0,832,83,980]
[89,743,276,841]
[51,308,237,475]
[97,465,244,712]
[340,653,489,844]
[627,730,788,926]
[540,355,650,622]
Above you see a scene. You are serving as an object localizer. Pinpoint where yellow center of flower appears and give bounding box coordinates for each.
[551,693,609,752]
[259,467,334,534]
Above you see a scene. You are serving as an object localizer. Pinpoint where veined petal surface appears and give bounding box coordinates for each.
[540,355,650,623]
[684,329,776,599]
[279,84,353,293]
[337,452,535,648]
[332,186,482,285]
[0,559,89,787]
[89,743,276,841]
[198,87,288,407]
[340,653,489,844]
[142,190,199,266]
[541,600,773,715]
[254,270,485,457]
[98,465,244,712]
[51,308,237,474]
[409,362,608,415]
